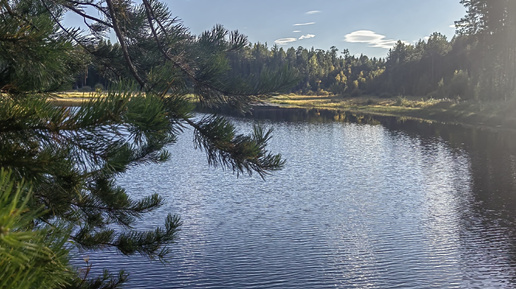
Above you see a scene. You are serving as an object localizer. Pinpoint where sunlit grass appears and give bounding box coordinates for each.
[51,91,516,130]
[54,91,98,98]
[267,94,516,130]
[50,91,100,106]
[268,94,448,110]
[50,91,198,106]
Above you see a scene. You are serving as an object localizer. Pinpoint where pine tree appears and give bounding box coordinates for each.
[0,0,85,92]
[456,0,516,100]
[0,0,291,287]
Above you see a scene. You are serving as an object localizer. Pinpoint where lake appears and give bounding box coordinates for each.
[79,108,516,288]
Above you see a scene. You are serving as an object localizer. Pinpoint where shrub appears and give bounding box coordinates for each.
[94,83,105,92]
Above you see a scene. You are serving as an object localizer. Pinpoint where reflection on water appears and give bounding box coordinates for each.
[76,108,516,288]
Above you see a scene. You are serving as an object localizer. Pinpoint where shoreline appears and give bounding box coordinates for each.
[265,94,516,133]
[49,92,516,133]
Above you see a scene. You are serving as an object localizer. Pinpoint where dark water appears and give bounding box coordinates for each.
[78,108,516,288]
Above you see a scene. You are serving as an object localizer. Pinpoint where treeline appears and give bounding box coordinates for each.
[223,28,514,102]
[223,0,516,102]
[226,44,384,97]
[45,32,510,102]
[80,0,516,103]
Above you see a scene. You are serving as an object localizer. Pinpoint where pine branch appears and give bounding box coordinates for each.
[0,2,291,286]
[115,214,181,260]
[72,214,181,260]
[58,0,112,27]
[188,115,285,178]
[0,169,74,288]
[42,0,99,54]
[82,268,129,289]
[105,0,146,88]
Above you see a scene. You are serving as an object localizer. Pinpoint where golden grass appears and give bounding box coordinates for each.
[50,91,516,130]
[54,91,98,98]
[267,94,516,131]
[49,91,198,106]
[268,94,448,113]
[49,91,101,106]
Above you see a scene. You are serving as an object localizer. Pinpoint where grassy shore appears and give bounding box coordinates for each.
[50,91,98,106]
[267,94,516,131]
[51,91,516,131]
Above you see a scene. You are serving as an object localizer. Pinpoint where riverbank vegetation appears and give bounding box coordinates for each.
[268,94,516,130]
[1,0,516,288]
[53,91,516,130]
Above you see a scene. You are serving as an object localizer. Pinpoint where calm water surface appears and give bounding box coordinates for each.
[80,112,516,288]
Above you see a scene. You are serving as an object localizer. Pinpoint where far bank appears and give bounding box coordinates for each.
[50,92,516,133]
[265,94,516,133]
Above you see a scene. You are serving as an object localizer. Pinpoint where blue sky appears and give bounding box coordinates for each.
[165,0,466,58]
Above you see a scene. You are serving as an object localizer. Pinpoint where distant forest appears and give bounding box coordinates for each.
[79,0,515,102]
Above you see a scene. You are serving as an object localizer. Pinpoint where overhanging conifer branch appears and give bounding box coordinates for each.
[105,0,146,88]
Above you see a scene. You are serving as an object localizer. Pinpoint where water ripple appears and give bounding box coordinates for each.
[72,118,516,288]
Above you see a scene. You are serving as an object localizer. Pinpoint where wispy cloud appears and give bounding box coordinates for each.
[299,34,315,40]
[306,10,321,15]
[344,30,402,49]
[294,22,316,26]
[293,30,301,33]
[274,37,297,45]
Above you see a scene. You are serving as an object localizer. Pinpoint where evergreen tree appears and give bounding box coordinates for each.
[0,0,291,287]
[0,0,85,92]
[457,0,516,100]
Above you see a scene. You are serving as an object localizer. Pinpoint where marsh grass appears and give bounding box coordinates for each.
[50,91,100,106]
[51,92,516,130]
[268,94,516,130]
[50,91,199,106]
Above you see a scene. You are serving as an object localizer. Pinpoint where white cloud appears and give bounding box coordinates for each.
[299,34,315,40]
[274,38,297,45]
[293,30,301,33]
[344,30,402,49]
[306,10,321,15]
[294,22,316,26]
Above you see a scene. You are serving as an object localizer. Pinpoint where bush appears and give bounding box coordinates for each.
[94,83,105,92]
[317,89,330,96]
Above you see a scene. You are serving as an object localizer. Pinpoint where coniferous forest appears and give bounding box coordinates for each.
[74,1,516,103]
[1,0,516,288]
[229,0,516,102]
